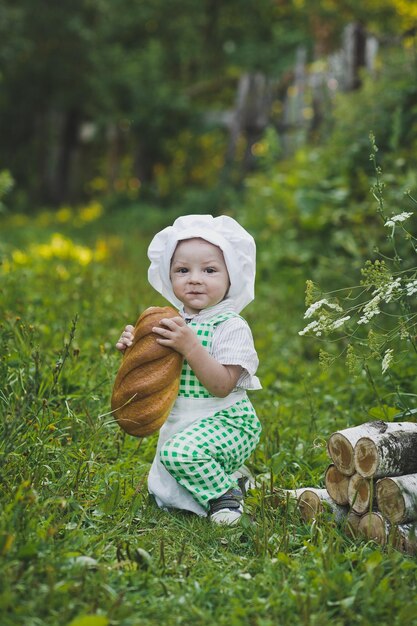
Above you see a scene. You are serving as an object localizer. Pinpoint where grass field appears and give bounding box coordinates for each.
[1,203,417,626]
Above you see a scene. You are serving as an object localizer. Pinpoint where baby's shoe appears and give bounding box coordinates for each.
[209,488,243,525]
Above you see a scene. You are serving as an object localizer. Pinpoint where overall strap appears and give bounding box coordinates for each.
[179,310,240,398]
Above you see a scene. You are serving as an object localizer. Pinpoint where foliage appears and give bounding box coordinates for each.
[1,188,417,624]
[2,10,417,626]
[297,135,417,417]
[1,0,415,206]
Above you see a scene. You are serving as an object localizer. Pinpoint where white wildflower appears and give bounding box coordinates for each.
[379,277,401,303]
[381,348,394,374]
[304,298,342,319]
[384,212,413,228]
[405,279,417,296]
[299,320,320,336]
[331,316,351,330]
[357,294,382,325]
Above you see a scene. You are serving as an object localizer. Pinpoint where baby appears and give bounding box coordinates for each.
[116,214,262,524]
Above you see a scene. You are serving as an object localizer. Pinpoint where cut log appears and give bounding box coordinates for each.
[358,512,417,555]
[344,511,363,538]
[357,511,388,545]
[354,426,417,478]
[376,474,417,524]
[348,473,375,514]
[327,421,390,476]
[325,464,350,505]
[270,487,308,509]
[296,488,348,523]
[394,522,417,555]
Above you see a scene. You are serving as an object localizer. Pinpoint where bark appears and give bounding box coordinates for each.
[325,464,350,505]
[272,487,348,523]
[358,512,417,555]
[52,107,81,204]
[270,487,307,508]
[348,473,376,515]
[327,420,389,476]
[354,425,417,478]
[342,22,367,91]
[376,474,417,524]
[395,522,417,556]
[225,72,270,174]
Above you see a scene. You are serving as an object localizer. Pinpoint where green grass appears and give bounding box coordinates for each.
[1,204,417,626]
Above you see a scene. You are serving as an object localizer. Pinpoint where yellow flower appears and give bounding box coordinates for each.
[78,201,103,223]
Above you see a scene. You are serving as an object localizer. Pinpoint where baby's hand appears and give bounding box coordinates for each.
[115,324,135,352]
[152,316,199,359]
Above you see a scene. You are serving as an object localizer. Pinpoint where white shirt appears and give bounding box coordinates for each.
[180,299,262,391]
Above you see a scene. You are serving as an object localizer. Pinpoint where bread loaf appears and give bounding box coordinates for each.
[111,306,183,437]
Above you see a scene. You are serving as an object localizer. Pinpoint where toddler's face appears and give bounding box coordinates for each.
[170,238,230,315]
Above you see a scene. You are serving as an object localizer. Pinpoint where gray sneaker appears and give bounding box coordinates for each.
[209,488,243,525]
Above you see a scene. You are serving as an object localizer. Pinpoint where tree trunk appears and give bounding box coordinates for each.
[354,426,417,478]
[358,512,417,555]
[325,464,350,505]
[327,420,389,476]
[224,72,270,176]
[376,474,417,524]
[296,488,348,523]
[342,22,367,91]
[52,107,81,204]
[348,473,375,514]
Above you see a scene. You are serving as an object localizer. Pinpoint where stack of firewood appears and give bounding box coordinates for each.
[279,420,417,554]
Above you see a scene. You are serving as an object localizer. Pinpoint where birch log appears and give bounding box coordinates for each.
[394,522,417,555]
[348,473,375,514]
[327,421,389,476]
[270,487,311,508]
[325,464,350,505]
[357,511,388,545]
[354,427,417,478]
[358,512,417,555]
[344,511,363,538]
[296,488,348,523]
[376,474,417,524]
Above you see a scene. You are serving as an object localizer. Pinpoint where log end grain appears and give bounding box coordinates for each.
[354,437,378,478]
[297,490,323,522]
[376,477,406,524]
[357,512,387,545]
[344,511,363,538]
[348,473,372,514]
[327,433,355,475]
[325,464,350,505]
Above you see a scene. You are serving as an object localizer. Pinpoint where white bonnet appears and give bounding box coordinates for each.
[147,214,256,313]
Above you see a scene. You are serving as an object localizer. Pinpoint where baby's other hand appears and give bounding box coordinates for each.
[116,324,135,352]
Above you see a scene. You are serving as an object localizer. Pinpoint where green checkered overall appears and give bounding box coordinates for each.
[159,311,262,510]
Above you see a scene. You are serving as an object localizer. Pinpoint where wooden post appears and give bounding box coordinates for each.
[325,464,350,505]
[354,426,417,478]
[376,474,417,524]
[348,473,375,515]
[327,421,389,476]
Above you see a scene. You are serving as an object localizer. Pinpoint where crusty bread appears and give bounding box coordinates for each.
[111,306,183,437]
